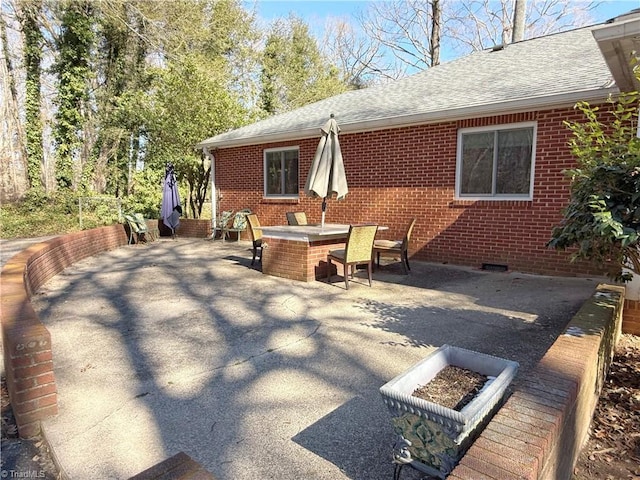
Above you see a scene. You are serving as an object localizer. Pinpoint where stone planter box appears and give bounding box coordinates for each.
[379,344,519,478]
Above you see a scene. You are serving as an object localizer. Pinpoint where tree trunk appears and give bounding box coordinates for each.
[0,6,28,200]
[512,0,527,43]
[431,0,441,67]
[22,0,45,191]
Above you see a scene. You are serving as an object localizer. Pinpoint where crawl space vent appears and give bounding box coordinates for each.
[481,263,508,272]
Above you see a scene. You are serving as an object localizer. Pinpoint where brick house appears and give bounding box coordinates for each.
[197,11,640,278]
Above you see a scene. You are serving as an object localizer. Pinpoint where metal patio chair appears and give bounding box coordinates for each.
[225,209,251,241]
[124,213,152,244]
[213,210,234,240]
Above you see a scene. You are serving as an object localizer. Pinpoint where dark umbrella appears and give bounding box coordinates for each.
[304,114,348,227]
[161,163,182,237]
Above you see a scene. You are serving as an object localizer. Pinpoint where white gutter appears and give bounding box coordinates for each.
[592,16,640,41]
[196,87,619,150]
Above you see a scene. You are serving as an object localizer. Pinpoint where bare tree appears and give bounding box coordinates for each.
[321,18,387,87]
[356,0,443,79]
[352,0,598,81]
[512,0,526,42]
[0,0,28,201]
[431,0,442,65]
[445,0,597,54]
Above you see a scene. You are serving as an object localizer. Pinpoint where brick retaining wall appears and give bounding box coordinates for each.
[1,225,129,437]
[622,299,640,335]
[1,221,212,438]
[158,218,212,238]
[449,284,625,480]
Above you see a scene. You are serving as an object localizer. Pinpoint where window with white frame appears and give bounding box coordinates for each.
[456,122,536,199]
[264,147,299,197]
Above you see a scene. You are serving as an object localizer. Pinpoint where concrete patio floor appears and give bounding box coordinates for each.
[27,237,604,480]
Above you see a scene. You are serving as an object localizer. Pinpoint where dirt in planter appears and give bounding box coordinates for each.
[413,365,488,410]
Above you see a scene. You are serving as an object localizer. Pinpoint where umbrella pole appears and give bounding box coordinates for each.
[321,198,327,228]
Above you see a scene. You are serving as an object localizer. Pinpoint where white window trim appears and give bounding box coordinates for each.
[263,146,300,199]
[455,121,537,201]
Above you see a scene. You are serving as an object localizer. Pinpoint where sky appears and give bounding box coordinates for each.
[244,0,639,71]
[250,0,639,27]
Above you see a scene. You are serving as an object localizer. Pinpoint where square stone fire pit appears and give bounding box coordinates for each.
[379,344,519,478]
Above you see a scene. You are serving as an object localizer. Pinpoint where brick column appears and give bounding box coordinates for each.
[623,299,640,335]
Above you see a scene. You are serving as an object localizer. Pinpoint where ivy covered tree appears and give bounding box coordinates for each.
[52,0,95,190]
[20,0,45,192]
[548,89,640,281]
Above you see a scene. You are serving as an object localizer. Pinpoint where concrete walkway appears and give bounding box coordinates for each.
[0,236,58,266]
[25,238,603,480]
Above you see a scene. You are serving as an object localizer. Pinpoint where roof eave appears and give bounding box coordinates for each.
[592,16,640,92]
[198,87,619,151]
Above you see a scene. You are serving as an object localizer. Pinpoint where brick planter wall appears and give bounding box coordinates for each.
[622,299,640,335]
[158,218,212,238]
[449,284,625,480]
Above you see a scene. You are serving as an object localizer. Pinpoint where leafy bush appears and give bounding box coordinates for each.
[1,191,121,239]
[122,169,164,218]
[1,197,81,239]
[548,91,640,281]
[0,167,191,239]
[78,196,122,229]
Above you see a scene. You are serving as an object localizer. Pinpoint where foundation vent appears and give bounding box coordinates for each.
[481,263,508,272]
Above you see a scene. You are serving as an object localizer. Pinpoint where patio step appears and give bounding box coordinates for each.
[128,452,217,480]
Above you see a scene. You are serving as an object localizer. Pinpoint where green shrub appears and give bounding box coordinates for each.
[1,192,120,239]
[0,199,80,239]
[122,169,163,218]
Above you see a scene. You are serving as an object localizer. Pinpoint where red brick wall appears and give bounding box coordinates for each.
[212,106,616,277]
[262,238,346,281]
[175,218,211,238]
[157,218,211,238]
[1,226,129,437]
[449,284,624,480]
[622,299,640,335]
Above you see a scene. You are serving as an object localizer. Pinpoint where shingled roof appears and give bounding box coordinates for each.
[198,17,632,150]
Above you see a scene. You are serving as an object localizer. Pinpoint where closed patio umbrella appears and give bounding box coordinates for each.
[161,163,182,237]
[304,114,348,227]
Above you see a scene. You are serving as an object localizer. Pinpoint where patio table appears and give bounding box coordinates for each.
[259,224,387,282]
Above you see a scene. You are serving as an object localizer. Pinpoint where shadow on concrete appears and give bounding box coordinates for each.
[26,239,603,480]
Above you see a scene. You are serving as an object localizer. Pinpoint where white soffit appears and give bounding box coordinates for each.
[592,12,640,92]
